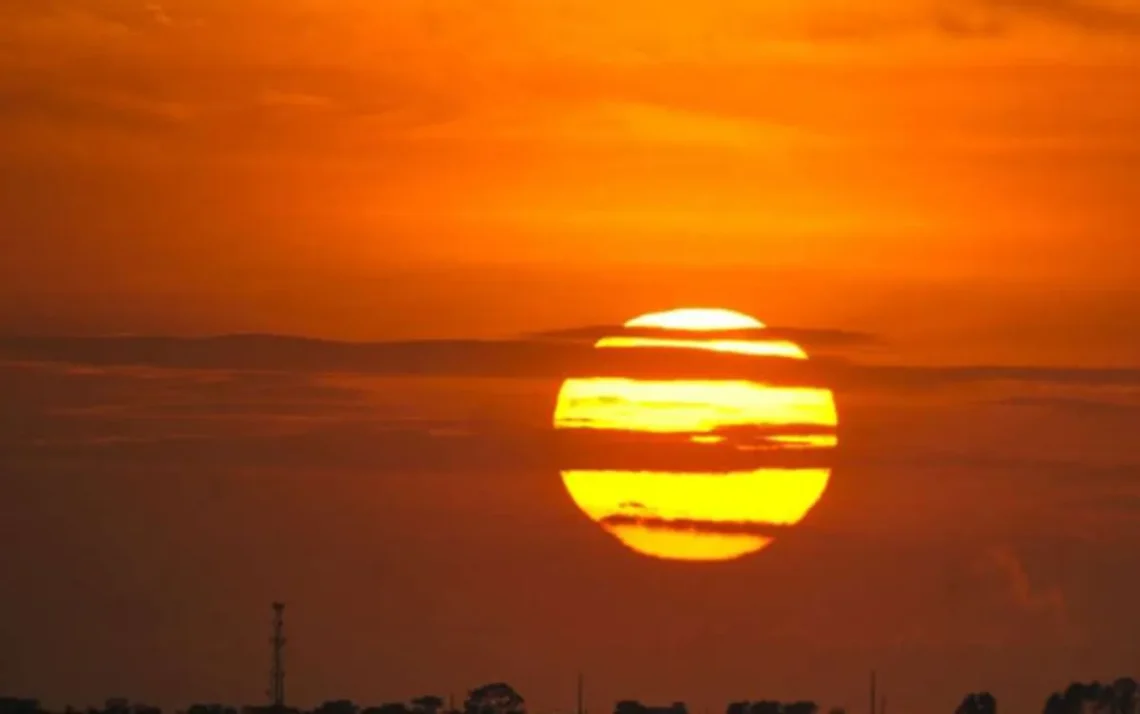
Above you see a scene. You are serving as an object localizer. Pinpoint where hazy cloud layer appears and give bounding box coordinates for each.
[530,325,885,351]
[4,334,1140,391]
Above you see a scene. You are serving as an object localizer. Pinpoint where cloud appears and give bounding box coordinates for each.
[3,4,1136,148]
[937,0,1140,36]
[901,545,1080,649]
[0,3,469,161]
[145,2,173,27]
[993,395,1140,416]
[597,513,794,537]
[0,82,195,130]
[530,324,885,351]
[978,545,1069,623]
[3,334,1140,392]
[557,427,836,472]
[0,65,463,161]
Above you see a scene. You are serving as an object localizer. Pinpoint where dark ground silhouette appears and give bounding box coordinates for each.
[6,678,1140,714]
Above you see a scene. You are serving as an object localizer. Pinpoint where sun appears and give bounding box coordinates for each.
[625,308,765,331]
[553,307,838,562]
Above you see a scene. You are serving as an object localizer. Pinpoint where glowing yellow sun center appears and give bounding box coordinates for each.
[553,307,838,562]
[625,308,765,331]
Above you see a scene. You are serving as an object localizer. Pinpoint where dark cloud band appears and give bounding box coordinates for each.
[3,334,1140,391]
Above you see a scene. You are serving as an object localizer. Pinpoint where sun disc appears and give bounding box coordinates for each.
[554,307,838,562]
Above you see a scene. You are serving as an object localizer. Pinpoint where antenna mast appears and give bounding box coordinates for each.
[869,670,876,714]
[269,602,286,709]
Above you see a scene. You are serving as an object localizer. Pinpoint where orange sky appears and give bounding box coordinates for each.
[2,1,1140,350]
[3,8,1140,712]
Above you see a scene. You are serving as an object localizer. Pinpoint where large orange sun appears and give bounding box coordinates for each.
[553,308,838,562]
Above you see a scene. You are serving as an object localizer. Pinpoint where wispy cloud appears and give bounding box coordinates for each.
[937,0,1140,36]
[3,334,1140,392]
[530,324,885,351]
[993,395,1140,416]
[980,545,1069,622]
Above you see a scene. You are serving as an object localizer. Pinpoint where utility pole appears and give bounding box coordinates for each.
[577,672,584,714]
[269,602,286,709]
[869,670,877,714]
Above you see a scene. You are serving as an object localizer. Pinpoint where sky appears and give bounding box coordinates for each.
[2,2,1140,714]
[2,0,1140,343]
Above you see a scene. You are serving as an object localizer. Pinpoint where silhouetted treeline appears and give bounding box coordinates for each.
[726,701,819,714]
[0,683,523,714]
[1043,679,1139,714]
[8,676,1140,714]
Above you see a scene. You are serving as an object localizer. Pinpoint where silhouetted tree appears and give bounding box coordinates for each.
[750,701,782,714]
[1042,680,1140,714]
[363,704,410,714]
[1045,694,1068,714]
[188,704,237,714]
[957,692,996,714]
[614,701,687,714]
[314,701,357,714]
[1094,684,1117,714]
[0,698,41,714]
[465,683,524,714]
[784,701,817,714]
[1113,679,1138,714]
[727,702,749,714]
[1064,683,1091,714]
[412,698,444,714]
